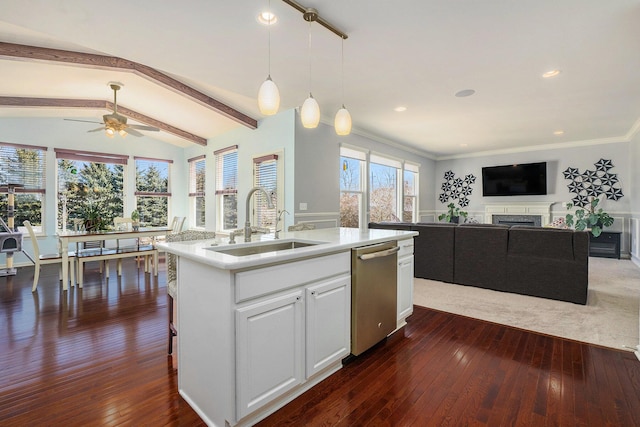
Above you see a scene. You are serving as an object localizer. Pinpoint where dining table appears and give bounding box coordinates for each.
[57,226,172,291]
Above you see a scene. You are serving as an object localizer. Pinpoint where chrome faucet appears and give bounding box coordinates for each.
[274,209,290,239]
[244,186,275,242]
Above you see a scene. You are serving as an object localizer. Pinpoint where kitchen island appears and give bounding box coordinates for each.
[157,227,416,427]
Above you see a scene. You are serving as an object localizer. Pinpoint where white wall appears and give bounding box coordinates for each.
[436,140,633,254]
[183,109,296,231]
[293,112,436,227]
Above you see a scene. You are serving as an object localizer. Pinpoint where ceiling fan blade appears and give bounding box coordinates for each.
[87,127,105,133]
[65,118,103,124]
[128,124,160,132]
[126,128,144,137]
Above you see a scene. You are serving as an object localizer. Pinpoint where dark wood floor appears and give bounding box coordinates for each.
[1,259,639,426]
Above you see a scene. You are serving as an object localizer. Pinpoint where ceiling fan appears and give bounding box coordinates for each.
[66,82,160,138]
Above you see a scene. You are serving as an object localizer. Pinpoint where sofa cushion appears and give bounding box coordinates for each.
[411,223,457,283]
[454,224,509,291]
[508,227,575,261]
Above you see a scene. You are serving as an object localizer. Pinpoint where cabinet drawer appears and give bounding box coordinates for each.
[235,252,350,302]
[398,238,414,258]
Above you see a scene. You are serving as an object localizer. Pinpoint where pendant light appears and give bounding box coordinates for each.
[334,36,352,135]
[257,0,280,115]
[300,9,320,128]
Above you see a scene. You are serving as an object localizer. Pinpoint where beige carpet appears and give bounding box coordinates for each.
[413,257,640,351]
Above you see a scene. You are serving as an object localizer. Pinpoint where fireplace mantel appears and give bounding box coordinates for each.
[484,202,553,225]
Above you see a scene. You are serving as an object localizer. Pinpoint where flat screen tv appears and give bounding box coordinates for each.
[482,162,547,196]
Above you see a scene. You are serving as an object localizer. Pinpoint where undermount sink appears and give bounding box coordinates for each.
[206,239,322,257]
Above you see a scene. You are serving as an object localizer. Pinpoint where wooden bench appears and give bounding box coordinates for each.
[76,244,158,287]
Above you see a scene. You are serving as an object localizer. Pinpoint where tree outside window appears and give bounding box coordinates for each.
[135,158,170,227]
[57,155,124,230]
[1,143,46,231]
[340,156,364,228]
[370,162,399,223]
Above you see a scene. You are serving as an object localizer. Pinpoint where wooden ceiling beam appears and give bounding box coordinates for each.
[0,41,258,130]
[0,96,208,146]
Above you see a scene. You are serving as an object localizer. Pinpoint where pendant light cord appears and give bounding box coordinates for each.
[341,37,345,107]
[308,20,312,95]
[267,0,272,77]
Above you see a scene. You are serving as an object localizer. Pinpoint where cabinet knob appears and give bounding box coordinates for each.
[311,291,316,296]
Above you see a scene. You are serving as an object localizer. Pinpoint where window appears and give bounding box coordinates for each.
[339,147,366,228]
[56,149,127,231]
[188,155,206,228]
[215,145,238,231]
[0,142,46,232]
[369,154,401,223]
[253,154,279,230]
[403,163,419,222]
[135,157,171,227]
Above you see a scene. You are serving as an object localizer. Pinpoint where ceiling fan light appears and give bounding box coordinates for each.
[334,106,351,135]
[301,94,320,128]
[119,129,128,137]
[258,76,280,115]
[105,127,115,137]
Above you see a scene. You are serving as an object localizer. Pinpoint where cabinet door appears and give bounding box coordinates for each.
[236,290,304,419]
[306,275,351,378]
[397,255,414,326]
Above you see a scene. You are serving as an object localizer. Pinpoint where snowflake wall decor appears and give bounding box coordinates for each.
[438,170,475,207]
[562,158,623,208]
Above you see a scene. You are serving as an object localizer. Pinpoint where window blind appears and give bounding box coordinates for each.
[253,155,278,229]
[215,148,238,195]
[215,146,238,230]
[0,142,46,193]
[188,156,206,197]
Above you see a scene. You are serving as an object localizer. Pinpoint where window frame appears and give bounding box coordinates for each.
[339,146,367,228]
[215,145,238,231]
[1,142,47,233]
[252,152,282,231]
[369,153,402,223]
[134,156,172,227]
[55,148,128,231]
[188,155,206,229]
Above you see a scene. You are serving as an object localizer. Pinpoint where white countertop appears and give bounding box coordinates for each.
[156,227,417,270]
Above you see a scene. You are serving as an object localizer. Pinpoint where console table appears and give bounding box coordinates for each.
[589,231,621,259]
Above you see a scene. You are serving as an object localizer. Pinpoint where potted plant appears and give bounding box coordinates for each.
[131,209,140,231]
[565,196,614,237]
[79,202,108,231]
[438,203,468,223]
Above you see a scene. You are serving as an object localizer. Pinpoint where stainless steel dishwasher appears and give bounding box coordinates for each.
[351,241,399,356]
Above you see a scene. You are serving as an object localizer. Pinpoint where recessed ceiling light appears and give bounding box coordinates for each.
[455,89,475,97]
[553,130,565,135]
[460,143,468,148]
[542,69,561,78]
[394,106,407,112]
[258,11,277,25]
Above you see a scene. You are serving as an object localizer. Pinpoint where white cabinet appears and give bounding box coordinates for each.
[233,252,351,422]
[397,238,415,328]
[306,275,351,378]
[236,290,304,419]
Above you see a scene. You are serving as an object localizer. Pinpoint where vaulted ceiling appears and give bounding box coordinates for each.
[1,1,639,158]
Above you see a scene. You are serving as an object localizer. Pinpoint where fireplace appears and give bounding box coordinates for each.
[491,215,541,227]
[484,202,552,226]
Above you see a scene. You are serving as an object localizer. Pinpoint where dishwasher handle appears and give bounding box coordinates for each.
[358,246,400,261]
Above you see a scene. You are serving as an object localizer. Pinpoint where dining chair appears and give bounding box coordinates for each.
[170,216,186,233]
[166,230,216,354]
[23,220,76,292]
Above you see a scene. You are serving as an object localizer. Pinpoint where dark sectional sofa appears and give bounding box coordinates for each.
[369,221,590,305]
